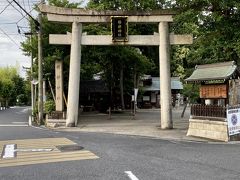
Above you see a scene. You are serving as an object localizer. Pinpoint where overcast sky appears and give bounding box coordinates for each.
[0,0,88,77]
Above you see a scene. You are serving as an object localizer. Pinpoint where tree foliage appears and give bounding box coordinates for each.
[0,67,29,106]
[21,0,157,109]
[172,1,240,76]
[21,0,240,108]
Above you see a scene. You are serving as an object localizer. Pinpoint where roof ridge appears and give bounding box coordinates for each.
[196,61,235,69]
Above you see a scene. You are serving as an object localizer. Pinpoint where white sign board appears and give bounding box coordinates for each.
[134,88,138,102]
[143,96,150,101]
[227,108,240,136]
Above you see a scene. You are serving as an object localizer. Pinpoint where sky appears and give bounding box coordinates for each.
[0,0,88,77]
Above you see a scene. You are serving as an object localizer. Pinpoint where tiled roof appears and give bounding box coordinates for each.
[186,61,239,82]
[142,77,183,91]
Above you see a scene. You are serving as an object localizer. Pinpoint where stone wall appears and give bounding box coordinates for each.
[187,118,228,141]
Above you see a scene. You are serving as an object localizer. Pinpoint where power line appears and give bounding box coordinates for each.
[16,12,29,23]
[0,0,40,25]
[12,0,40,29]
[16,0,24,16]
[0,27,20,48]
[17,24,30,34]
[4,0,37,28]
[6,0,24,16]
[0,0,12,15]
[22,0,27,13]
[0,0,40,49]
[15,7,36,30]
[27,0,32,15]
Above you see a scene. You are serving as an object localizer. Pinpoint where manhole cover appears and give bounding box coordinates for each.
[56,145,84,152]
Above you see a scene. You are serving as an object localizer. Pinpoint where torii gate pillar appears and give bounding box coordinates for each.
[66,22,82,127]
[159,22,172,129]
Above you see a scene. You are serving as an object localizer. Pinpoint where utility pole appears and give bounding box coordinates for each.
[38,0,44,124]
[25,32,35,120]
[30,34,34,119]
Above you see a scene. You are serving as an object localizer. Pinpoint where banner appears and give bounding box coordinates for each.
[227,108,240,136]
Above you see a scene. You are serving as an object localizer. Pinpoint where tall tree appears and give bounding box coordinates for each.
[86,0,158,109]
[172,0,240,71]
[0,67,26,106]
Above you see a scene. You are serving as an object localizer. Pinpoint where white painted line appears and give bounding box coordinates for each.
[1,144,16,158]
[125,171,139,180]
[1,143,53,159]
[15,148,53,152]
[0,124,28,127]
[12,122,28,124]
[30,126,48,130]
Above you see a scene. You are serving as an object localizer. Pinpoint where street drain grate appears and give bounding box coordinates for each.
[56,145,84,152]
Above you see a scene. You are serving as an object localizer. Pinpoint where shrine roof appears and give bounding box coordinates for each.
[142,77,183,91]
[185,61,239,82]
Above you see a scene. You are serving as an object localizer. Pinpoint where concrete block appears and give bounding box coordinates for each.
[187,118,229,141]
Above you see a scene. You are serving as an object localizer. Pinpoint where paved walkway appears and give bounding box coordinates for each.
[56,107,209,142]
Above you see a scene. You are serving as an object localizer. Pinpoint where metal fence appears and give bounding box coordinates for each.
[191,104,226,118]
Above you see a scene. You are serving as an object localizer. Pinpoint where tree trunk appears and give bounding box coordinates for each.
[120,67,125,110]
[6,99,8,109]
[109,62,113,119]
[181,102,188,118]
[133,64,139,115]
[134,64,137,89]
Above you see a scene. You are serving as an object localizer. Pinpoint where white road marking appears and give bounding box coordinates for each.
[125,171,139,180]
[1,144,53,159]
[15,148,53,152]
[30,126,48,130]
[12,122,28,124]
[0,124,28,127]
[1,144,16,158]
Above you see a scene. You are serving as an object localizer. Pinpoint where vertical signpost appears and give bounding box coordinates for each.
[55,60,63,111]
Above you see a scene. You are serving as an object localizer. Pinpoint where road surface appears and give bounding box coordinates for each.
[0,107,239,180]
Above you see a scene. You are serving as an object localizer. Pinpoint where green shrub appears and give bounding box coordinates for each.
[44,100,55,114]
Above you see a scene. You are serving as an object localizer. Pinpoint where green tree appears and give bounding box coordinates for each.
[86,0,159,109]
[21,0,81,106]
[0,67,27,106]
[172,0,240,67]
[21,0,157,110]
[26,0,239,110]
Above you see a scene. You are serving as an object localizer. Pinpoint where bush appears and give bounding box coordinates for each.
[44,100,55,114]
[182,84,200,103]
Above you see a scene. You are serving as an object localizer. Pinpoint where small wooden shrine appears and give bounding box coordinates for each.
[185,61,240,141]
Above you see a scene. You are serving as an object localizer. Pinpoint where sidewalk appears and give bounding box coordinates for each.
[55,107,209,142]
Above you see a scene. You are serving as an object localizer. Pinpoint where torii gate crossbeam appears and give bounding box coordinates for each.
[39,5,193,129]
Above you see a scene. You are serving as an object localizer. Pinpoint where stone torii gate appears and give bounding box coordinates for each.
[39,5,193,128]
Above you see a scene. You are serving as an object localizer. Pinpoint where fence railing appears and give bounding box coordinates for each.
[191,104,226,118]
[48,111,66,119]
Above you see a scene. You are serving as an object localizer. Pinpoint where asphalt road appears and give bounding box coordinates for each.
[0,107,240,180]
